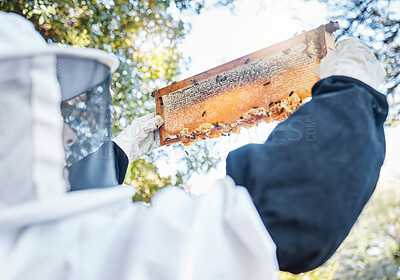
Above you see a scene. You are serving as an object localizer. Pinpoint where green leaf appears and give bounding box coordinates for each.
[38,14,45,25]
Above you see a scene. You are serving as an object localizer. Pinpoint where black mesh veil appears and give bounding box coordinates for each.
[57,56,118,189]
[61,78,112,166]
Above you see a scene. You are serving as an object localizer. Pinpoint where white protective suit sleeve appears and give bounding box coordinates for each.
[0,177,279,280]
[113,113,164,163]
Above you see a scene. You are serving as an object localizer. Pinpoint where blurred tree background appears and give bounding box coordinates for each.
[0,0,235,201]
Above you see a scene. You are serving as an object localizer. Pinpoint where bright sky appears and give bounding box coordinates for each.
[158,0,400,193]
[179,0,328,77]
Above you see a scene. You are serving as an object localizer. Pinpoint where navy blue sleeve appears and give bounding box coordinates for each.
[112,142,129,184]
[68,141,129,191]
[226,76,388,274]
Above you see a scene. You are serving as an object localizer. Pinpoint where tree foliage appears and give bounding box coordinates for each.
[125,159,172,202]
[1,0,197,125]
[320,0,400,125]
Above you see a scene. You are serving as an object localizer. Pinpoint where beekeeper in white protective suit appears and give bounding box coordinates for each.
[0,12,279,280]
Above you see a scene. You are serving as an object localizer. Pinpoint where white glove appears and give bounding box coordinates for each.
[317,38,386,90]
[113,113,164,163]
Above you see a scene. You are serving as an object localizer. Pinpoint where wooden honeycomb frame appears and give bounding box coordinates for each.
[153,22,338,146]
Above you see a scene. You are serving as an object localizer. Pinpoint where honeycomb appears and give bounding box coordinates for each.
[154,23,337,145]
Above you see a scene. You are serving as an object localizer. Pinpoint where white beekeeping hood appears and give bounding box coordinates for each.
[0,12,120,207]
